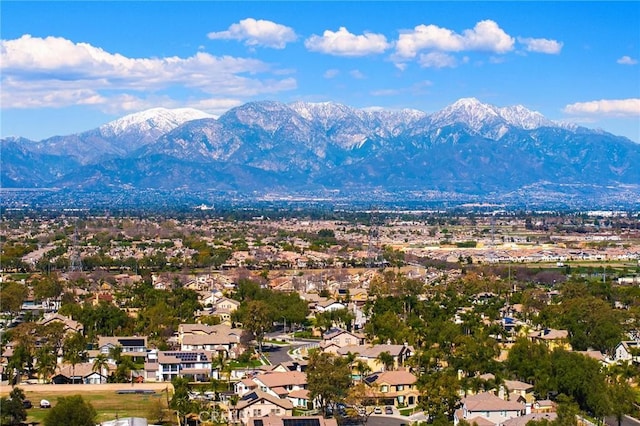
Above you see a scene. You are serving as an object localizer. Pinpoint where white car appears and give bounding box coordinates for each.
[373,407,382,414]
[40,399,51,408]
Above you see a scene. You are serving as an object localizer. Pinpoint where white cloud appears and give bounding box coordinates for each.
[350,69,365,79]
[323,69,340,79]
[0,34,296,110]
[187,98,243,116]
[418,52,458,68]
[518,37,563,54]
[395,20,514,59]
[207,18,297,49]
[617,55,638,65]
[305,27,391,57]
[370,89,400,96]
[564,99,640,117]
[462,20,514,53]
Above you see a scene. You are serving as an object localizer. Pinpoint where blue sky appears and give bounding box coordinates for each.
[1,1,639,141]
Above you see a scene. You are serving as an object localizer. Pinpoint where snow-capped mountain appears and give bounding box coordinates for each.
[99,107,214,138]
[2,98,638,205]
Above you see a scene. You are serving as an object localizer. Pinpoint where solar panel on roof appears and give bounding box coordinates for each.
[282,419,321,426]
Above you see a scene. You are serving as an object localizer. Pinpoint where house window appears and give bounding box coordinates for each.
[253,409,261,417]
[397,385,404,391]
[381,385,388,393]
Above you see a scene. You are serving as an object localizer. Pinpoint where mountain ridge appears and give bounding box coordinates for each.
[2,99,638,206]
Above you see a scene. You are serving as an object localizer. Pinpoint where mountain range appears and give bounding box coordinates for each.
[2,98,639,206]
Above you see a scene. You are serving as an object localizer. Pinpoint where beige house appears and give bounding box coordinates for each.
[38,313,83,335]
[252,371,308,399]
[322,328,365,348]
[232,390,293,425]
[363,369,419,407]
[178,323,245,358]
[248,415,337,426]
[454,392,524,426]
[333,344,413,372]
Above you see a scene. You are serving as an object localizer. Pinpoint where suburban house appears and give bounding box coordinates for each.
[503,413,558,426]
[363,369,419,407]
[614,341,640,363]
[322,328,365,348]
[212,297,241,324]
[97,336,148,363]
[333,344,414,372]
[503,379,535,403]
[251,371,308,399]
[248,415,337,426]
[144,350,213,382]
[235,378,260,397]
[314,299,346,313]
[51,361,116,384]
[454,392,525,426]
[286,388,312,410]
[38,313,83,335]
[178,323,245,359]
[528,328,571,350]
[231,390,294,425]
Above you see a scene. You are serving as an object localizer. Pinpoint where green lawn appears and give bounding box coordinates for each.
[19,389,170,424]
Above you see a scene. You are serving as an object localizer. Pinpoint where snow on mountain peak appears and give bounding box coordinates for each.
[431,98,556,134]
[100,107,214,137]
[498,104,553,130]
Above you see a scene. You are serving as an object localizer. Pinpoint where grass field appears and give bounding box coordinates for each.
[1,384,173,424]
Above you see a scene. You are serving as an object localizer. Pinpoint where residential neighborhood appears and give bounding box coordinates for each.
[1,211,639,425]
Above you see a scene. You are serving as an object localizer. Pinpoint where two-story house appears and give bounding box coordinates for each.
[97,336,148,363]
[251,371,308,400]
[144,350,213,382]
[363,370,419,407]
[232,390,293,425]
[454,392,525,426]
[528,328,571,351]
[333,344,413,372]
[178,323,245,359]
[614,341,640,363]
[322,328,365,348]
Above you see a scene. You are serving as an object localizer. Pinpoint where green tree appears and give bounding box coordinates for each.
[170,377,194,426]
[35,346,58,383]
[0,282,27,316]
[307,351,352,416]
[44,395,97,426]
[0,387,27,425]
[376,351,395,371]
[92,353,110,380]
[418,370,460,421]
[33,274,63,302]
[609,379,636,426]
[62,332,87,384]
[238,300,272,354]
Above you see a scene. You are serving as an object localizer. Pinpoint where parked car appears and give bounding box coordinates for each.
[22,400,32,409]
[385,406,394,415]
[373,407,382,414]
[40,399,51,408]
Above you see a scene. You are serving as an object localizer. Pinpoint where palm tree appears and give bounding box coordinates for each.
[63,333,87,384]
[36,346,58,383]
[108,345,123,364]
[92,353,110,383]
[376,351,395,372]
[355,360,371,382]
